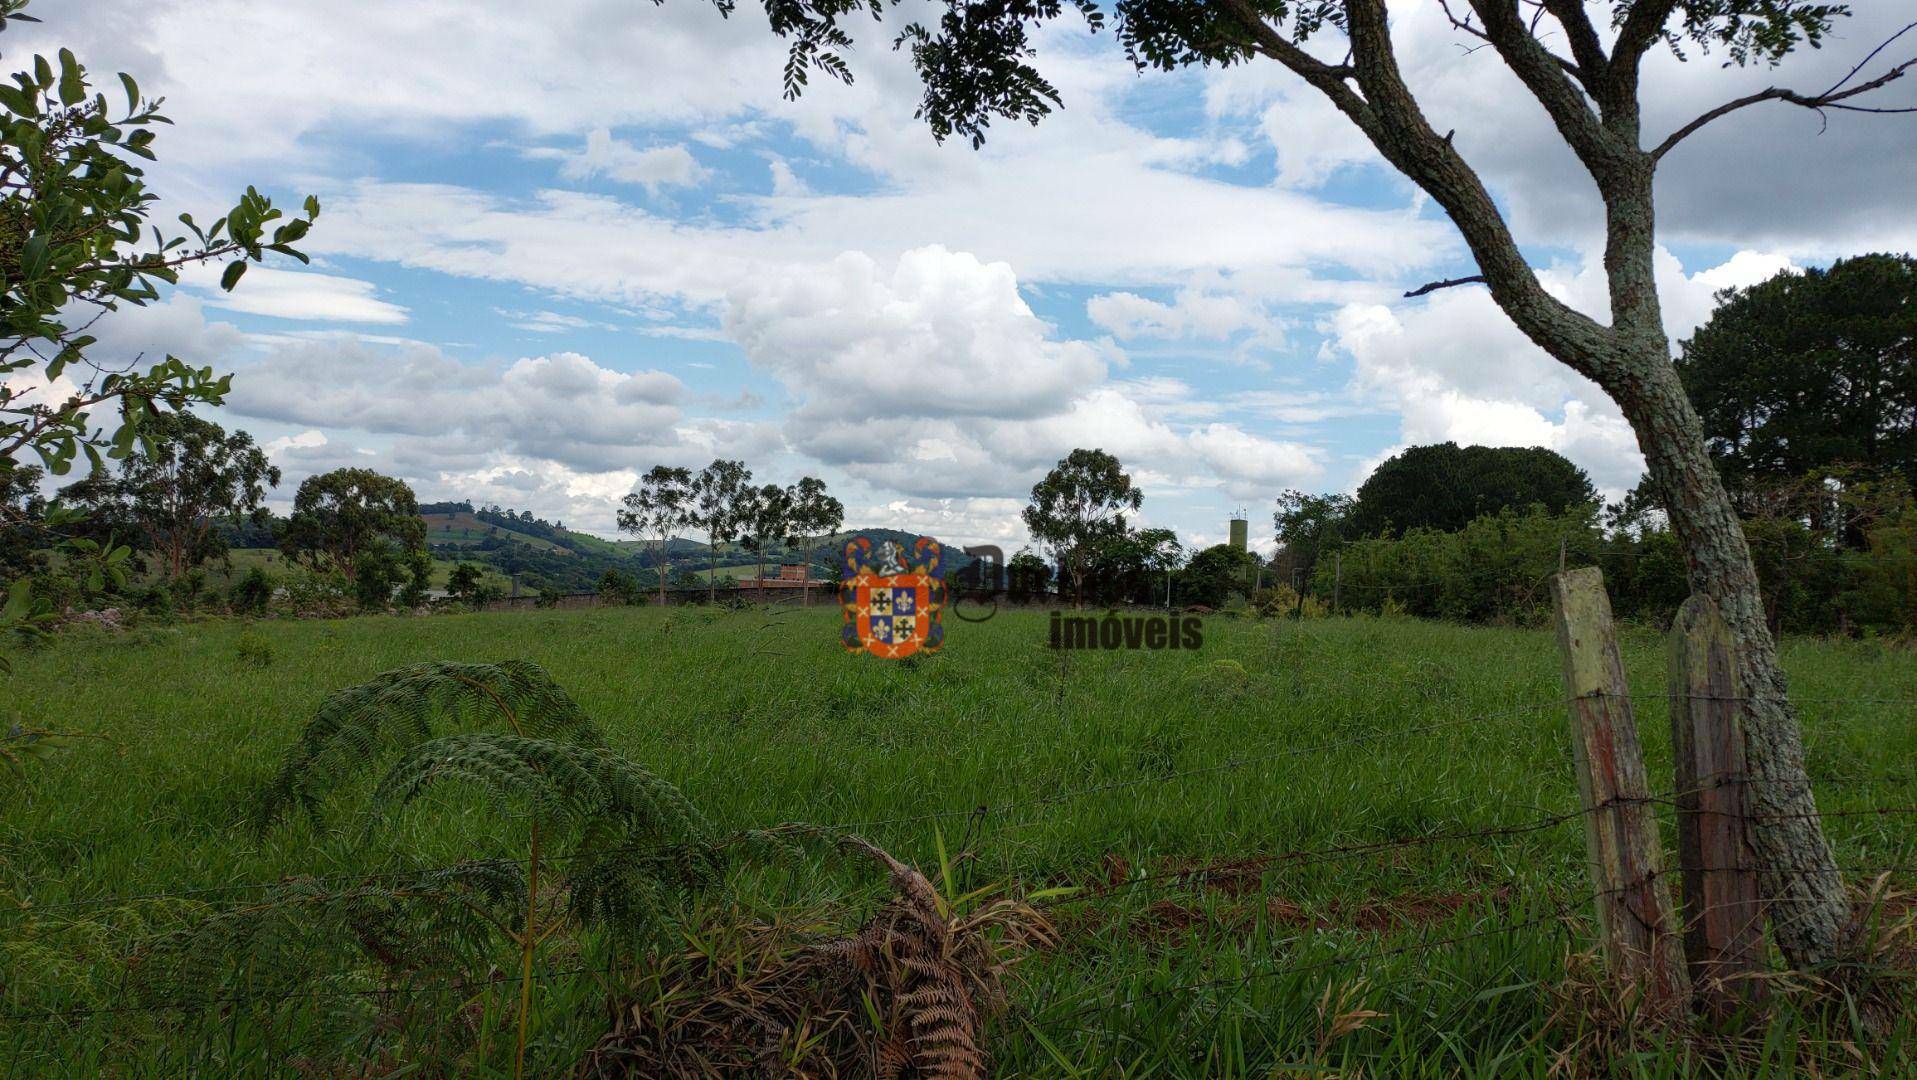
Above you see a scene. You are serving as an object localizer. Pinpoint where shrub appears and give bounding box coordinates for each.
[229,567,274,616]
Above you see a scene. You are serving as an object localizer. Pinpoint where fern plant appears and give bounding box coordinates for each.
[258,660,720,1078]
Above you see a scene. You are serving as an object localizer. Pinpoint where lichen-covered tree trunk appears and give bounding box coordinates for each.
[1603,351,1850,965]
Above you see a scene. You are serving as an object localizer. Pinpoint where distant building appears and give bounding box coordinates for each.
[1229,516,1249,551]
[735,564,815,590]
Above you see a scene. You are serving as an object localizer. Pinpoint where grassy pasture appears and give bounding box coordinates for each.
[3,607,1915,1075]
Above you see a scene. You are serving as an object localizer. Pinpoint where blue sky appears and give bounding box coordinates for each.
[17,1,1916,550]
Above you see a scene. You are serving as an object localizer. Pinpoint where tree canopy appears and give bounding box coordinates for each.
[62,412,278,579]
[1677,253,1917,494]
[280,468,426,583]
[1022,447,1142,606]
[1347,443,1597,538]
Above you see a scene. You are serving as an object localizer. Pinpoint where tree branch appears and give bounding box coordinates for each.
[1538,0,1608,92]
[1464,0,1627,176]
[1652,24,1917,161]
[1404,274,1488,298]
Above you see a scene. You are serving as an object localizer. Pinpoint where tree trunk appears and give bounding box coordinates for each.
[1583,161,1851,968]
[1603,345,1850,966]
[708,533,717,604]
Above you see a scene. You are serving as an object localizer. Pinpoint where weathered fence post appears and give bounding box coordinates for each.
[1332,551,1342,615]
[1551,567,1690,1013]
[1669,594,1767,1016]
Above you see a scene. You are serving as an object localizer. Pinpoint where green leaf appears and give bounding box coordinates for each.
[18,234,47,279]
[303,194,321,219]
[0,83,34,117]
[219,260,247,292]
[56,48,82,106]
[118,72,138,110]
[32,54,50,89]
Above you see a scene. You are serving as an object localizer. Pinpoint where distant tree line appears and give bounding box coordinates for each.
[1273,255,1917,635]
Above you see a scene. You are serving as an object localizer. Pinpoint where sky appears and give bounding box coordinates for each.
[13,1,1917,553]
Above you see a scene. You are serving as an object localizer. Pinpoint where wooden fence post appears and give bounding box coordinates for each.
[1551,567,1690,1013]
[1332,551,1342,615]
[1669,594,1767,1016]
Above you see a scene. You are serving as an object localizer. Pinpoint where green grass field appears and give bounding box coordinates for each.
[4,608,1915,1075]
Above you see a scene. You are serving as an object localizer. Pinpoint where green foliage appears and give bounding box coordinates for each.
[1273,489,1352,583]
[1676,254,1917,496]
[596,566,641,604]
[234,630,273,667]
[446,561,490,609]
[1005,549,1051,603]
[1179,543,1257,608]
[1345,443,1597,539]
[280,468,426,584]
[57,412,279,580]
[618,464,693,599]
[261,660,607,822]
[1023,447,1142,605]
[0,0,317,478]
[689,458,752,601]
[1327,505,1595,625]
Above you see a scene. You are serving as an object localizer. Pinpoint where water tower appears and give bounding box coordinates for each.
[1228,508,1249,552]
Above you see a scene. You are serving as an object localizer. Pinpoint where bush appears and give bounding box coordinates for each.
[597,568,642,604]
[230,567,274,616]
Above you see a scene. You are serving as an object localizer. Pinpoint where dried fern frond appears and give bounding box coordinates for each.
[583,837,1054,1080]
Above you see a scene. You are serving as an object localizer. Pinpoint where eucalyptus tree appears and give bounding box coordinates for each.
[62,412,279,580]
[1023,448,1141,608]
[739,482,792,599]
[617,464,694,603]
[673,0,1917,965]
[688,459,752,603]
[280,468,427,584]
[785,475,844,605]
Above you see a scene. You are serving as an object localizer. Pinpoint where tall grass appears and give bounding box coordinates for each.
[2,607,1915,1074]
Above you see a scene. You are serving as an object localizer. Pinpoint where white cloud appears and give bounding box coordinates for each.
[726,246,1323,502]
[1087,289,1277,344]
[227,342,692,473]
[725,246,1106,421]
[179,265,409,324]
[529,129,709,194]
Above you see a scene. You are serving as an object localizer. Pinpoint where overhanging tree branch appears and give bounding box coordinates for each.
[1404,274,1488,298]
[1653,21,1917,160]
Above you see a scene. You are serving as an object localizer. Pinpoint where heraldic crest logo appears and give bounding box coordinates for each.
[840,535,945,658]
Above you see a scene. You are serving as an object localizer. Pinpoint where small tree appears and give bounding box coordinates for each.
[1022,448,1141,608]
[1181,543,1260,609]
[1005,549,1052,604]
[280,468,426,584]
[62,412,279,580]
[447,561,488,609]
[597,566,642,604]
[1274,490,1353,586]
[785,476,843,606]
[688,459,751,604]
[617,465,693,605]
